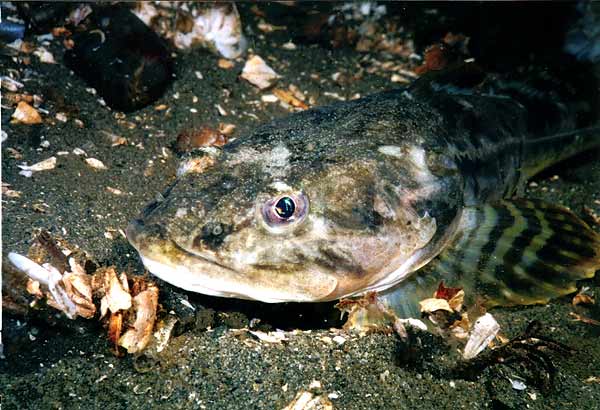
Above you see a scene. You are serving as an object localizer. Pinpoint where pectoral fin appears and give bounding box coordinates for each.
[431,198,600,307]
[371,199,600,320]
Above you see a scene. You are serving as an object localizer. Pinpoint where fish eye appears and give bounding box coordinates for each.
[261,192,309,230]
[274,196,295,219]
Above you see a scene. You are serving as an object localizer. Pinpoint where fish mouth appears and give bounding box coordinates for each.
[126,219,339,303]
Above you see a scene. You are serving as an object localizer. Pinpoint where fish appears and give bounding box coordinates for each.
[127,59,600,318]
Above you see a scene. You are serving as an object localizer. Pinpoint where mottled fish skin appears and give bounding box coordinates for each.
[127,62,599,303]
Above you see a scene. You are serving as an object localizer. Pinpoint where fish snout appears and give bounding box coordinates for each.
[126,218,143,247]
[126,218,168,249]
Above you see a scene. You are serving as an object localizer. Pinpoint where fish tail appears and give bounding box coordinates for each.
[521,126,600,179]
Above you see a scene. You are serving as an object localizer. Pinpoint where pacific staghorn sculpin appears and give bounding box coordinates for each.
[127,31,600,320]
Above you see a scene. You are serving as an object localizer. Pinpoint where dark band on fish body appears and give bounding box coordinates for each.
[523,260,577,288]
[478,203,516,275]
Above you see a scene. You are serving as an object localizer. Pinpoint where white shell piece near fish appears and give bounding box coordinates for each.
[463,313,500,360]
[7,252,78,319]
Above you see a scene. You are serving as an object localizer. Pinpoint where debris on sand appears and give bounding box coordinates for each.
[7,253,94,320]
[33,46,56,64]
[418,282,500,359]
[1,76,24,92]
[218,122,236,136]
[249,330,288,344]
[117,283,159,353]
[241,55,280,90]
[337,292,427,340]
[570,286,598,326]
[17,156,56,177]
[177,153,218,177]
[281,391,333,410]
[7,231,161,355]
[176,126,228,153]
[172,4,247,58]
[96,268,132,316]
[218,58,235,70]
[338,282,501,359]
[11,101,42,124]
[2,183,21,198]
[84,157,108,170]
[132,2,247,59]
[462,313,500,360]
[569,312,600,326]
[273,88,309,110]
[282,380,333,410]
[419,297,453,314]
[572,286,595,306]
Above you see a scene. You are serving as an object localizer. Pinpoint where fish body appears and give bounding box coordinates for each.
[127,62,600,312]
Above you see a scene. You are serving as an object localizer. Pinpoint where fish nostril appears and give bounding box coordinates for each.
[203,222,226,237]
[211,223,224,236]
[194,222,231,250]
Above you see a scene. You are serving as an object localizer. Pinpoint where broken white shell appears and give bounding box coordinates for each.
[85,158,107,170]
[249,330,288,343]
[241,55,280,90]
[463,313,500,360]
[1,76,24,92]
[8,252,78,319]
[102,271,132,315]
[18,156,57,177]
[282,391,333,410]
[419,297,453,313]
[118,285,159,353]
[33,47,56,64]
[171,4,247,58]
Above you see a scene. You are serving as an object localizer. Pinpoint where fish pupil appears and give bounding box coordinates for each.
[275,197,295,219]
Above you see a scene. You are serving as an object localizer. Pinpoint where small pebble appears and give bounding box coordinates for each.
[85,158,107,170]
[332,335,346,345]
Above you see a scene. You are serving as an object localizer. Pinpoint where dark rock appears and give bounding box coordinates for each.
[64,7,174,112]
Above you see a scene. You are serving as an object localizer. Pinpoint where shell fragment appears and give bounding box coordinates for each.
[12,101,42,124]
[241,55,280,90]
[463,313,500,360]
[18,156,57,177]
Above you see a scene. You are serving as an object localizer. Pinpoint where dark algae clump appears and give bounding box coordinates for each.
[2,2,600,409]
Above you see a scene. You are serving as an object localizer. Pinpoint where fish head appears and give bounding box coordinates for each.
[128,104,464,302]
